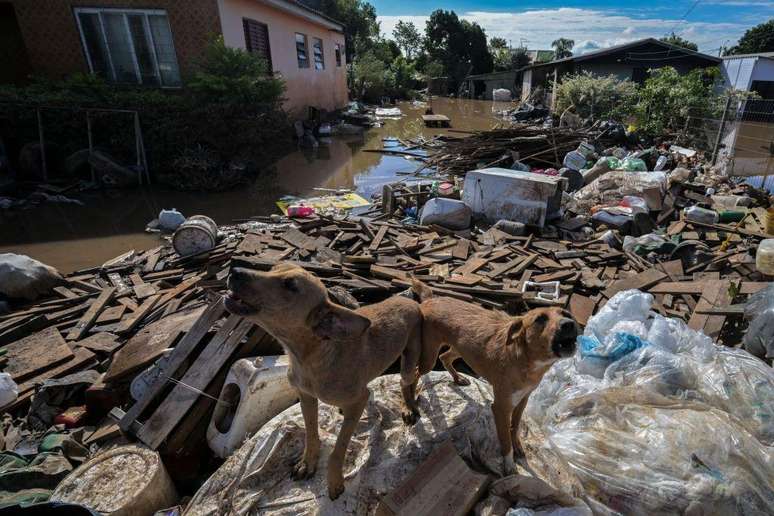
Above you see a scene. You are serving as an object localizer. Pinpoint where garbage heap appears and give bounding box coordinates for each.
[0,129,773,514]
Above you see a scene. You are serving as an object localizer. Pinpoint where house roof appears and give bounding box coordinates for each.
[722,52,774,60]
[521,38,721,71]
[262,0,344,32]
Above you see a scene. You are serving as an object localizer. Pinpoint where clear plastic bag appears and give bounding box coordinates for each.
[523,290,774,515]
[743,284,774,359]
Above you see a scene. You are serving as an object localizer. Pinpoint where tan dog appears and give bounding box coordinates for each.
[412,280,577,475]
[225,264,423,499]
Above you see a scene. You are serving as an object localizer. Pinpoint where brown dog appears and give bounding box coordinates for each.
[412,280,577,475]
[225,264,423,499]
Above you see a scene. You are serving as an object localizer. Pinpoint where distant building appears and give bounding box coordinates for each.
[520,38,721,104]
[525,49,554,64]
[0,0,348,114]
[719,52,774,180]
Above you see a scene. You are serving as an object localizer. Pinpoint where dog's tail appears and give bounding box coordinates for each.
[411,278,433,303]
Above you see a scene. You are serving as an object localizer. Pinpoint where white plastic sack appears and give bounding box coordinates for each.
[0,253,64,300]
[420,197,472,230]
[0,373,18,407]
[522,290,774,515]
[493,89,512,102]
[185,373,502,516]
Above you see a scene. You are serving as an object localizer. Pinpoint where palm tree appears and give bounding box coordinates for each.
[552,38,575,59]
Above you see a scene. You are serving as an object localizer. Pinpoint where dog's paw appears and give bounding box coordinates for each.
[328,481,345,500]
[401,408,420,426]
[501,454,517,477]
[453,376,471,386]
[291,459,316,480]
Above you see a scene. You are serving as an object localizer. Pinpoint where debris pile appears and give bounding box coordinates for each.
[0,123,773,513]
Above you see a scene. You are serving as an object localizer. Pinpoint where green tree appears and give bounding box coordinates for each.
[510,47,531,71]
[490,37,510,71]
[318,0,379,61]
[489,37,508,50]
[555,71,638,121]
[372,38,401,64]
[393,20,422,60]
[635,66,721,136]
[660,32,699,51]
[551,38,574,59]
[726,19,774,55]
[424,10,493,80]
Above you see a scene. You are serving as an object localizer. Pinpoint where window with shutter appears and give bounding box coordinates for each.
[242,18,272,72]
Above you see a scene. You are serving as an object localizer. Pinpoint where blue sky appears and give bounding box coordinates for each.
[374,1,773,55]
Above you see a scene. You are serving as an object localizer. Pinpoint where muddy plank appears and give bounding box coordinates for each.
[116,294,160,335]
[446,274,483,286]
[451,238,471,260]
[74,332,122,353]
[133,283,157,300]
[688,281,730,339]
[454,257,488,276]
[66,288,116,341]
[5,327,74,381]
[569,293,596,327]
[369,225,389,251]
[603,269,666,299]
[96,305,126,324]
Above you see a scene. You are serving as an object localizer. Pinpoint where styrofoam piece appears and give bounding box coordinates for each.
[461,168,564,226]
[51,444,178,516]
[207,355,297,459]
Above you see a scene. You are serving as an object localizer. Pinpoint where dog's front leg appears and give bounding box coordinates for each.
[292,391,320,480]
[491,391,516,476]
[327,390,368,500]
[510,392,531,457]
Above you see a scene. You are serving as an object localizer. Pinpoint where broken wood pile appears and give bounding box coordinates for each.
[410,125,615,175]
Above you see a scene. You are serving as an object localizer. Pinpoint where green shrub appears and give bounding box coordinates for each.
[554,71,637,121]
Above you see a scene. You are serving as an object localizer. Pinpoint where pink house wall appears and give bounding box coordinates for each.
[218,0,348,115]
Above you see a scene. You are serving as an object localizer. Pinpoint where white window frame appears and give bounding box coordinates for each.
[312,37,324,70]
[73,7,180,88]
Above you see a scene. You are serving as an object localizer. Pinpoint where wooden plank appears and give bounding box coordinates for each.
[4,327,74,381]
[280,227,319,251]
[115,294,160,334]
[136,317,254,449]
[66,287,116,341]
[454,257,487,276]
[96,304,126,324]
[369,225,388,251]
[451,239,471,260]
[446,274,483,286]
[133,283,157,300]
[74,332,122,353]
[603,269,666,299]
[688,281,728,339]
[700,280,735,340]
[1,347,97,413]
[120,300,227,432]
[569,293,596,327]
[0,315,48,346]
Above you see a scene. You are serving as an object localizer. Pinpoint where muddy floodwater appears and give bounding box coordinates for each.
[1,98,513,272]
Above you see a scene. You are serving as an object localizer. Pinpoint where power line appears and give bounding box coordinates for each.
[669,0,702,35]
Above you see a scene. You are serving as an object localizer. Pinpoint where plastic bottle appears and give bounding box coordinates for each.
[756,239,774,276]
[683,206,719,224]
[287,204,315,218]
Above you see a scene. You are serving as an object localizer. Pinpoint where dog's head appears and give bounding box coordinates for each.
[225,263,370,341]
[507,307,578,360]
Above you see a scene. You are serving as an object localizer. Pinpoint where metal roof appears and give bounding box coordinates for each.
[521,38,721,71]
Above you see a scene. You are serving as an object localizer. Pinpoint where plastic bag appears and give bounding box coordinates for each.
[0,373,18,407]
[523,290,774,515]
[743,284,774,359]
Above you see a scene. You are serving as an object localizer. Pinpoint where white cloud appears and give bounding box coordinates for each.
[378,8,753,55]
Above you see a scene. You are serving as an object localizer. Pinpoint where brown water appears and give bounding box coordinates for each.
[1,98,512,272]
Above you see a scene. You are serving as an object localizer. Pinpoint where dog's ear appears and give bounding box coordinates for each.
[308,302,371,340]
[505,317,524,348]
